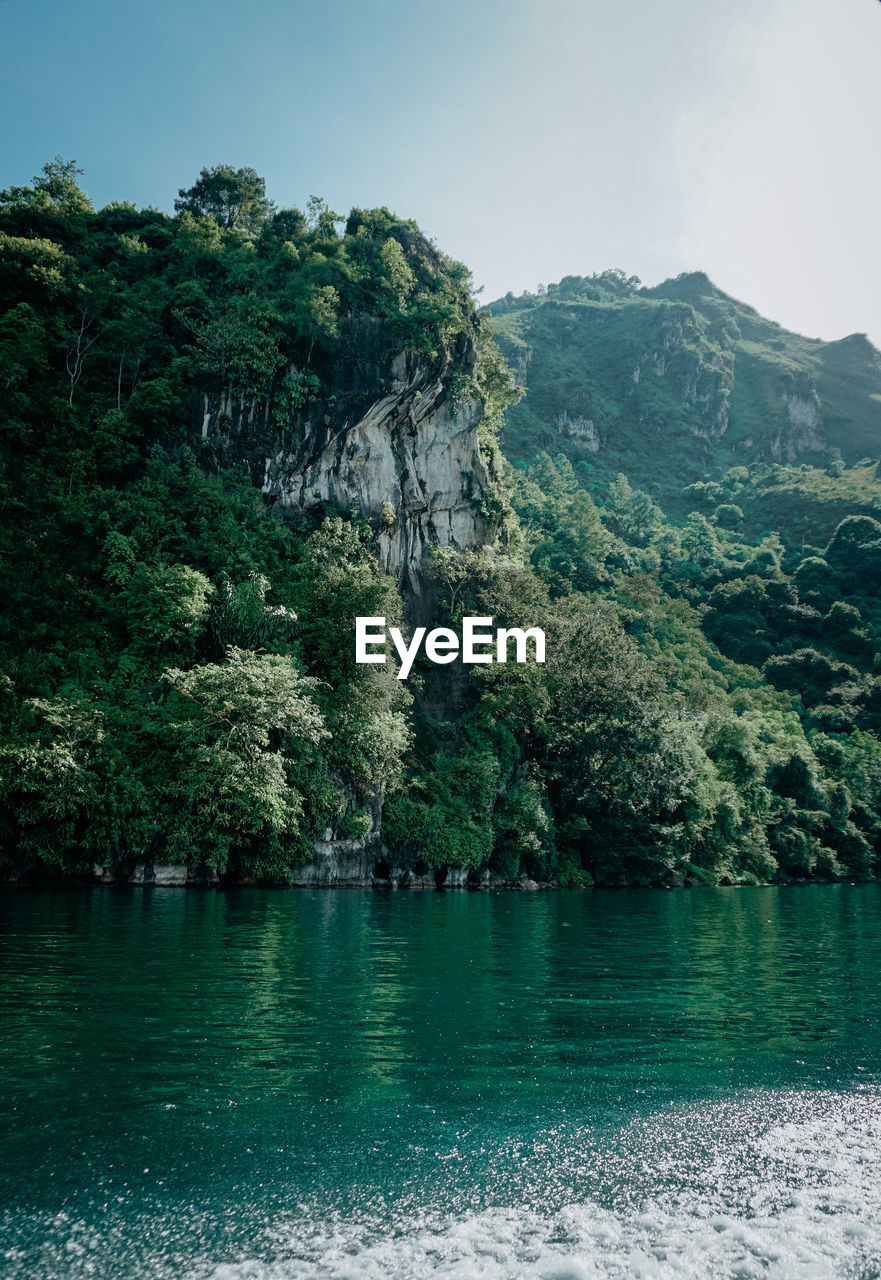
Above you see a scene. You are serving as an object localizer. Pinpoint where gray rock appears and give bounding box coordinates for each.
[289,835,380,887]
[197,315,495,617]
[152,863,189,887]
[444,866,470,887]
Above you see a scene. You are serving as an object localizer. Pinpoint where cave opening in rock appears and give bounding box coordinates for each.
[373,858,391,881]
[434,865,448,889]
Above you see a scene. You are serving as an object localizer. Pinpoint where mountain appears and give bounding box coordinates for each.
[486,271,881,518]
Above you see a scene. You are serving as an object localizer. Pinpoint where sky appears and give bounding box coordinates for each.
[1,0,880,345]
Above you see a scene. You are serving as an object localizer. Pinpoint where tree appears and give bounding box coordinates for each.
[541,607,663,817]
[174,165,275,232]
[0,156,93,217]
[0,692,149,869]
[291,517,411,795]
[379,237,416,307]
[430,545,494,620]
[714,503,744,530]
[209,572,297,655]
[179,294,287,398]
[826,515,881,585]
[64,305,99,404]
[172,210,225,276]
[157,649,327,872]
[606,473,663,546]
[122,563,215,659]
[305,195,342,237]
[681,511,719,568]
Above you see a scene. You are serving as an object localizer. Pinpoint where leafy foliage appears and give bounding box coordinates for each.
[3,164,881,888]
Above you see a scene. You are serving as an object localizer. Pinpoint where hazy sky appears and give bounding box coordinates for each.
[2,0,879,344]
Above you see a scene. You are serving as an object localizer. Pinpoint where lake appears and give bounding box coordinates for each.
[2,884,881,1278]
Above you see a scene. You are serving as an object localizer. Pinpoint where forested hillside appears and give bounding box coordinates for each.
[489,271,881,530]
[0,159,489,880]
[2,163,881,888]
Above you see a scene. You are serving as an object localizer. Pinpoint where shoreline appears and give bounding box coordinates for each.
[1,870,869,892]
[2,831,870,893]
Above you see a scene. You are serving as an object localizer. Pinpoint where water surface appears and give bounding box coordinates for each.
[2,884,881,1278]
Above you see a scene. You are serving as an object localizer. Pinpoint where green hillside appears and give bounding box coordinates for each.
[487,271,881,528]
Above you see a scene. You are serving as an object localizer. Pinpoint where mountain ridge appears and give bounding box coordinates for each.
[484,270,881,506]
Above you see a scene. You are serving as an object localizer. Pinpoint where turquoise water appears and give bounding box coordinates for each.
[2,884,881,1278]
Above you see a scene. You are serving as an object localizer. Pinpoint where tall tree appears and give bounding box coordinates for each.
[174,165,275,232]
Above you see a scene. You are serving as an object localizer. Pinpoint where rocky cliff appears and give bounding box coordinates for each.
[198,314,492,612]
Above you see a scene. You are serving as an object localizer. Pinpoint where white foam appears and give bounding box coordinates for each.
[190,1094,881,1280]
[7,1090,881,1280]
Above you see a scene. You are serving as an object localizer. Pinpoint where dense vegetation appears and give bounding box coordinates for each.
[385,279,881,885]
[0,159,475,878]
[3,162,881,887]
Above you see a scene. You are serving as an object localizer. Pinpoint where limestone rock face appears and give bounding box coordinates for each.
[444,866,471,888]
[768,393,825,462]
[77,850,490,889]
[198,315,491,609]
[556,411,599,452]
[127,861,213,886]
[152,863,189,887]
[287,836,381,887]
[287,844,479,888]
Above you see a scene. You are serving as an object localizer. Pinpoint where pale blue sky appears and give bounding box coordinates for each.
[2,0,880,344]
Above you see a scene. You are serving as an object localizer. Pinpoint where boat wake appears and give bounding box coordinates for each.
[5,1088,881,1280]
